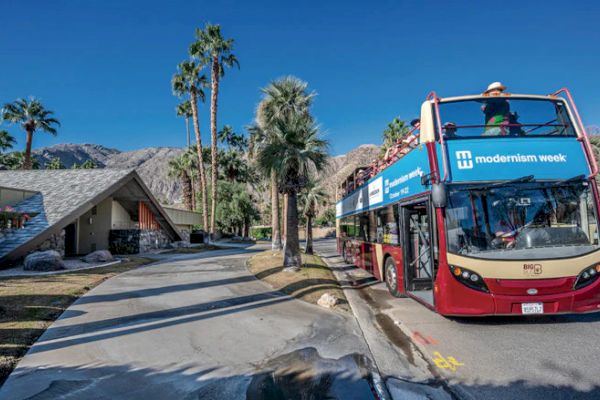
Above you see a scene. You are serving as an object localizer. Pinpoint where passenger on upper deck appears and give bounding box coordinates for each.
[481,82,510,136]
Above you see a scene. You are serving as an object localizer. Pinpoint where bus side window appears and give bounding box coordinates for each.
[377,206,399,244]
[359,213,370,242]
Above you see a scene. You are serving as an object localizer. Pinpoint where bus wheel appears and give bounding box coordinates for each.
[384,257,403,298]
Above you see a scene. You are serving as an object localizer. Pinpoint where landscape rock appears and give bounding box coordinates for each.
[317,293,339,309]
[24,250,65,271]
[83,250,114,263]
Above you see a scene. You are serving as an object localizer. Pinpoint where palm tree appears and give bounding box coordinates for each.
[301,179,328,255]
[0,130,16,153]
[80,159,97,169]
[250,77,316,251]
[381,117,409,158]
[45,157,65,169]
[190,23,239,240]
[219,125,247,152]
[168,155,194,211]
[256,114,328,270]
[176,101,193,147]
[2,98,60,169]
[172,60,210,231]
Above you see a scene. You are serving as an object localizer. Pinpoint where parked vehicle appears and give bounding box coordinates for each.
[336,87,600,316]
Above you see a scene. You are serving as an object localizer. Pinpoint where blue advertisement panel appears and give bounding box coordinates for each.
[336,147,431,218]
[440,137,590,182]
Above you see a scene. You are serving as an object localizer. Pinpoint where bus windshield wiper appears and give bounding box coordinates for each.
[466,175,535,191]
[556,174,585,185]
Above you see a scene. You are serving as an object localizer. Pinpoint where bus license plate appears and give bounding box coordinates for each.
[521,302,543,315]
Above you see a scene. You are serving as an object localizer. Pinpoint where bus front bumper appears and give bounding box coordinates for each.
[438,273,600,316]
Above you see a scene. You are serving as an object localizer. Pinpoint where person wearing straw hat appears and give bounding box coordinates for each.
[481,82,510,136]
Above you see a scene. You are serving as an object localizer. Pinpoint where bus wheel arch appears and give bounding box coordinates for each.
[383,255,405,298]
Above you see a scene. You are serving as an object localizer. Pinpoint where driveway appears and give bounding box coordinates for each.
[313,239,600,400]
[0,245,376,399]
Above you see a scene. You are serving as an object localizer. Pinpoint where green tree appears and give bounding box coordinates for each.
[381,117,409,158]
[172,60,210,232]
[0,130,16,153]
[0,151,39,170]
[256,113,328,270]
[45,157,65,169]
[250,76,316,251]
[168,154,194,211]
[219,125,248,152]
[80,159,97,169]
[190,23,239,240]
[215,180,260,237]
[300,179,328,254]
[2,98,60,169]
[176,100,193,147]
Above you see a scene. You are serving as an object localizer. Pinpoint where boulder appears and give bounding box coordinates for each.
[24,250,65,271]
[317,293,339,309]
[83,250,114,263]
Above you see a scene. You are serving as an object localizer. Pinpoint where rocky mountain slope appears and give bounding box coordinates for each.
[28,143,379,208]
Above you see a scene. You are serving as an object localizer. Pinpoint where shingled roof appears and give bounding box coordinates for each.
[0,169,182,264]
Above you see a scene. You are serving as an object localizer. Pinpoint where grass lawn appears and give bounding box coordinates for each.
[0,256,155,386]
[162,244,224,254]
[247,251,349,312]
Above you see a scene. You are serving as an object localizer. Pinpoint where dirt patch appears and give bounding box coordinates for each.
[0,256,155,386]
[247,251,349,312]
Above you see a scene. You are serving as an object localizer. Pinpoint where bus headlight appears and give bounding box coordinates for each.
[574,264,600,290]
[450,265,489,293]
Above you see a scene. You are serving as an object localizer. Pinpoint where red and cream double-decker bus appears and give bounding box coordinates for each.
[336,86,600,316]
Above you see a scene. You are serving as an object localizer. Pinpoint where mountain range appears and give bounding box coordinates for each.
[28,143,380,208]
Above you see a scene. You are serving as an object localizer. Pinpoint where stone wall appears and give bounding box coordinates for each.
[36,230,66,256]
[139,229,171,252]
[109,229,140,254]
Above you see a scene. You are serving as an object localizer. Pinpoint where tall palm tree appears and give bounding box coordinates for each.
[46,157,65,169]
[182,147,197,210]
[176,101,193,147]
[190,23,239,240]
[172,60,210,231]
[2,98,60,169]
[256,114,328,270]
[251,77,316,251]
[168,155,194,211]
[0,130,16,153]
[300,179,328,255]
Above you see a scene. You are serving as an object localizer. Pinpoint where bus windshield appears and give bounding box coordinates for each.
[445,181,599,260]
[438,98,577,139]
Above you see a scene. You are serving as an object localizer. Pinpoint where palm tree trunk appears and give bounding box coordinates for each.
[283,190,302,270]
[209,56,219,240]
[271,170,282,250]
[305,214,313,254]
[23,129,34,170]
[182,172,193,211]
[190,90,209,233]
[282,193,288,246]
[185,116,190,148]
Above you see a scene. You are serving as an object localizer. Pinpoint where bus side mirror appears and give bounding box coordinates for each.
[432,183,447,208]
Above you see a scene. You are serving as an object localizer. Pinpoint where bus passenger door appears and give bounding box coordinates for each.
[401,200,435,306]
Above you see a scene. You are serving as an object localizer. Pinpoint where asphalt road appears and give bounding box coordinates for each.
[0,245,377,400]
[314,239,600,400]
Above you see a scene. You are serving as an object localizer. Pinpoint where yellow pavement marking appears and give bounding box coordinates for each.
[432,351,464,372]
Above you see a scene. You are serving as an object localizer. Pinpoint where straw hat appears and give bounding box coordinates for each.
[483,82,506,94]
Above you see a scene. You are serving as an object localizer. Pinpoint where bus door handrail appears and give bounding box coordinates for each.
[427,91,448,182]
[552,88,598,178]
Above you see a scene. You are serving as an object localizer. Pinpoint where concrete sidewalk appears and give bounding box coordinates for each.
[0,245,377,399]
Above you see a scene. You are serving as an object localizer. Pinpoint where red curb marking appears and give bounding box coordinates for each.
[412,331,439,346]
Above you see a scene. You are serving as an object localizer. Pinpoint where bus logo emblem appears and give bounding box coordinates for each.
[523,263,543,276]
[456,151,473,169]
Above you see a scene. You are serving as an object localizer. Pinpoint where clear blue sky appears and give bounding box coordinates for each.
[1,0,599,155]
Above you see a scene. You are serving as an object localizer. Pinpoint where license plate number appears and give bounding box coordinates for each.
[521,302,544,315]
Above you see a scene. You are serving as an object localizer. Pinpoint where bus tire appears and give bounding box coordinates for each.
[384,257,404,298]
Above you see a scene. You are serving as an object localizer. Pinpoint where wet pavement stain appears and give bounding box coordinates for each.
[375,313,416,366]
[246,347,376,400]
